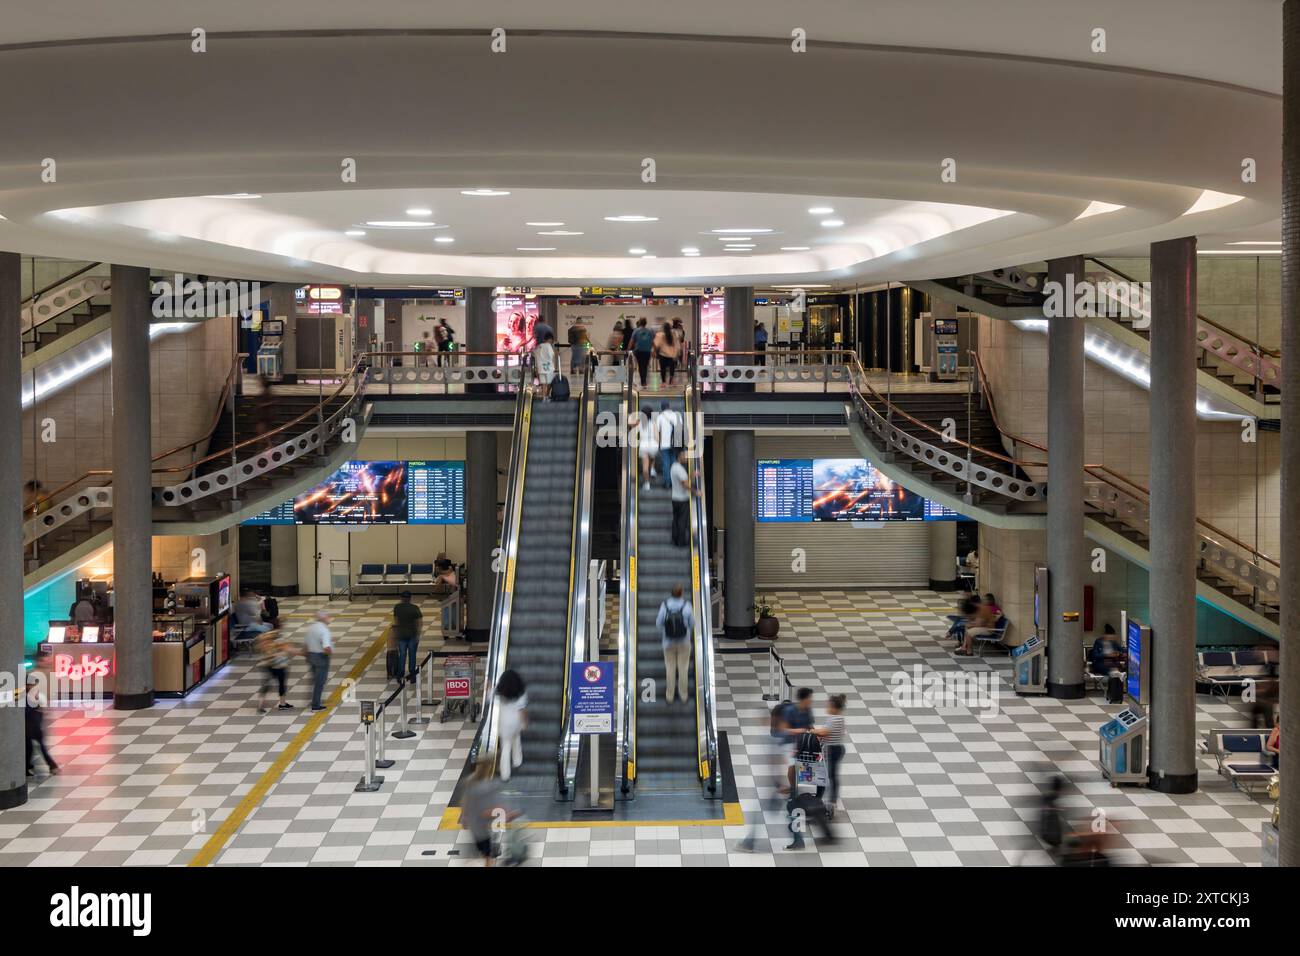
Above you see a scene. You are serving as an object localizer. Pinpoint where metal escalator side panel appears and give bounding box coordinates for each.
[472,385,535,775]
[684,380,720,793]
[558,376,599,795]
[620,380,641,789]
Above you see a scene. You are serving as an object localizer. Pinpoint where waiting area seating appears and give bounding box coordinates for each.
[353,561,463,599]
[1195,648,1278,698]
[970,615,1010,654]
[1201,728,1278,792]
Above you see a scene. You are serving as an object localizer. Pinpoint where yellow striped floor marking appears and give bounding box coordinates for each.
[774,607,940,616]
[439,802,743,830]
[188,626,391,867]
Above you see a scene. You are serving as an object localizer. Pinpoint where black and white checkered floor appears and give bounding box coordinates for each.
[0,590,1272,866]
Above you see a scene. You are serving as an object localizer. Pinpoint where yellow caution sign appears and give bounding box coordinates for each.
[628,555,637,592]
[506,556,517,593]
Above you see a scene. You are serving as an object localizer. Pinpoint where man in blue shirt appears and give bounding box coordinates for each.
[656,584,695,703]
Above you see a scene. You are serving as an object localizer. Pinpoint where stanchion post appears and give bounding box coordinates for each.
[355,700,385,791]
[392,678,416,739]
[421,651,437,707]
[762,647,780,701]
[409,656,431,726]
[375,705,395,769]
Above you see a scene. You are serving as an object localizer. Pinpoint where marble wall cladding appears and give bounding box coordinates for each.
[977,524,1046,648]
[22,317,234,491]
[976,310,1280,644]
[150,529,239,596]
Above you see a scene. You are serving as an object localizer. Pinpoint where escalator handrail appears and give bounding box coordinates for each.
[618,357,639,791]
[557,370,599,794]
[684,356,720,792]
[470,370,534,771]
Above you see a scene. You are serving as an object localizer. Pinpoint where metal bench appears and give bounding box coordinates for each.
[1201,728,1277,793]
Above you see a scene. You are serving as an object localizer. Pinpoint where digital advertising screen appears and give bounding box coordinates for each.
[244,460,465,526]
[754,458,962,523]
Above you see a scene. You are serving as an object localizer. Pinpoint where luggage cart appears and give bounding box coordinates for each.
[440,654,480,722]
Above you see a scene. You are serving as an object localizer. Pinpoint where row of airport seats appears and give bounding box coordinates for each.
[355,563,458,597]
[1195,648,1277,697]
[1201,729,1278,792]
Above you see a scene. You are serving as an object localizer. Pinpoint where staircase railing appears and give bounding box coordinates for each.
[20,262,108,335]
[1085,256,1281,392]
[24,353,368,547]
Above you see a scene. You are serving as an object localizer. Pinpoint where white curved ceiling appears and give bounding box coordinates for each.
[0,4,1283,286]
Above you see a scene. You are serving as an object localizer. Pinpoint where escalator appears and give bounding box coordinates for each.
[475,373,596,798]
[620,372,720,798]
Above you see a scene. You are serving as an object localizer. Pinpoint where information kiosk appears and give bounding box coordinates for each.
[1098,613,1151,785]
[932,316,960,381]
[257,318,286,381]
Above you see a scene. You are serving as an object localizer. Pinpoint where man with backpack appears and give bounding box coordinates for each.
[656,584,694,703]
[628,317,656,387]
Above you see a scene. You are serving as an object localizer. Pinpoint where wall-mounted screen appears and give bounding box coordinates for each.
[755,458,962,523]
[244,460,465,525]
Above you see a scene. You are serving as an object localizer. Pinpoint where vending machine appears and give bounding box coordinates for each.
[1097,613,1151,786]
[256,317,285,381]
[932,316,960,381]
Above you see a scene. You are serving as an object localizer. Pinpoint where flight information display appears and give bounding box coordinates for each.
[244,460,465,525]
[756,459,813,522]
[755,458,962,522]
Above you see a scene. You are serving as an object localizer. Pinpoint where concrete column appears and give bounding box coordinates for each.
[269,525,298,596]
[465,287,496,396]
[1046,256,1086,699]
[0,252,26,808]
[1281,0,1300,866]
[1147,236,1198,794]
[465,431,498,642]
[267,283,298,382]
[724,286,754,393]
[928,520,958,591]
[723,430,755,640]
[111,265,155,710]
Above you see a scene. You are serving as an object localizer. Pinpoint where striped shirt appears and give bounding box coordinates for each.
[823,714,845,746]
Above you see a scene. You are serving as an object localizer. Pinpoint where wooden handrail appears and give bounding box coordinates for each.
[967,349,1049,460]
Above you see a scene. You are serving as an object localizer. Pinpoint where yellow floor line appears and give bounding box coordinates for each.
[439,802,744,830]
[775,607,940,616]
[188,626,391,867]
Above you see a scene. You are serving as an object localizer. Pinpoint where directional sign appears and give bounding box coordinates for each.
[570,661,615,734]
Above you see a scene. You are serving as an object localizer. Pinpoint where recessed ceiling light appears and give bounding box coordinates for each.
[1199,249,1281,255]
[683,251,700,257]
[516,246,556,251]
[725,246,755,251]
[820,219,844,228]
[434,236,455,243]
[774,284,831,289]
[344,229,366,237]
[641,255,657,259]
[462,188,511,197]
[712,228,773,234]
[364,220,444,229]
[405,207,433,217]
[538,230,584,236]
[605,215,658,222]
[203,193,262,199]
[716,237,751,243]
[808,206,834,215]
[780,246,811,251]
[526,221,565,227]
[628,247,647,255]
[1226,240,1282,245]
[680,246,699,254]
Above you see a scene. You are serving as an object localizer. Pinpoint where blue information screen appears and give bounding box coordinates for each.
[755,458,962,522]
[1126,619,1143,703]
[244,460,465,525]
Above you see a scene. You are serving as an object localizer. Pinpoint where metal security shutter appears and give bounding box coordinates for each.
[753,435,930,588]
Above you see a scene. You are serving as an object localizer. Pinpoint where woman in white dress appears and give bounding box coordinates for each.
[495,669,528,781]
[637,403,659,490]
[532,329,557,399]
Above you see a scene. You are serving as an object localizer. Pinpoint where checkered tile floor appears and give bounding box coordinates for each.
[0,590,1272,866]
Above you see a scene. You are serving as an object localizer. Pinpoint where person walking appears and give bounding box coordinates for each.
[392,590,423,683]
[606,321,625,365]
[533,328,558,399]
[628,317,655,387]
[657,400,683,490]
[671,317,687,369]
[813,694,847,817]
[302,611,334,711]
[435,317,456,367]
[669,449,696,548]
[255,618,297,714]
[656,584,695,704]
[654,321,679,386]
[754,321,769,365]
[25,679,59,777]
[637,404,660,490]
[495,669,528,781]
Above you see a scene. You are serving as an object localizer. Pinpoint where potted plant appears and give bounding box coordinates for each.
[752,595,779,639]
